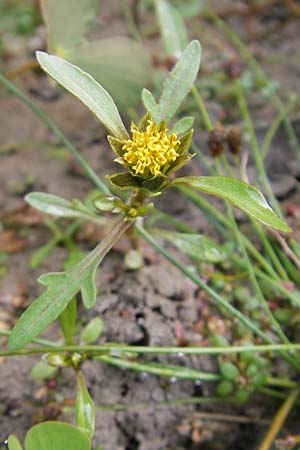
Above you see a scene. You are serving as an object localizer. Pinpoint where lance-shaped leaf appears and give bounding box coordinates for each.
[96,355,219,381]
[36,51,128,140]
[40,0,97,54]
[26,192,85,217]
[24,422,90,450]
[152,40,201,123]
[155,0,188,59]
[152,229,226,263]
[8,436,23,450]
[8,219,130,350]
[171,176,291,232]
[25,192,109,225]
[69,38,150,112]
[172,116,194,136]
[76,372,95,439]
[141,88,157,112]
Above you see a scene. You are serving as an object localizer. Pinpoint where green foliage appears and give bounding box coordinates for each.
[31,360,58,381]
[40,0,150,111]
[26,192,97,219]
[155,0,188,58]
[152,229,226,263]
[36,52,128,140]
[171,176,291,232]
[148,40,201,123]
[80,317,104,344]
[8,435,23,450]
[40,0,97,52]
[24,422,90,450]
[76,372,95,439]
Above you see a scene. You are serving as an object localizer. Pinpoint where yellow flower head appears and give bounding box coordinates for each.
[121,120,180,178]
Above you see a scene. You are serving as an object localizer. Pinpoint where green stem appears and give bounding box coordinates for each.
[95,355,220,381]
[2,341,300,357]
[234,78,282,217]
[191,86,213,132]
[135,225,298,371]
[0,72,109,194]
[214,159,293,355]
[261,92,300,160]
[249,219,288,281]
[175,187,300,306]
[178,186,281,281]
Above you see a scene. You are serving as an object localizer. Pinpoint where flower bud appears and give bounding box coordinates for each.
[227,127,241,155]
[94,195,120,212]
[44,353,68,367]
[208,123,226,158]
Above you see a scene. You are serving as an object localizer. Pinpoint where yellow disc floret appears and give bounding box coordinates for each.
[121,120,180,177]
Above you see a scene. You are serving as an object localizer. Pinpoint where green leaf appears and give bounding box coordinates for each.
[68,38,150,112]
[26,192,85,218]
[155,0,188,58]
[172,176,291,232]
[107,172,141,190]
[152,229,225,263]
[29,237,58,270]
[152,40,201,123]
[219,361,239,381]
[31,360,58,381]
[141,88,157,112]
[96,355,218,381]
[36,51,128,140]
[8,435,23,450]
[26,192,107,225]
[8,219,129,350]
[76,372,95,439]
[24,422,90,450]
[172,116,194,136]
[80,317,104,344]
[58,298,77,345]
[40,0,97,54]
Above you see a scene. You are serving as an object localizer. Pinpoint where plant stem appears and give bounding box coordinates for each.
[191,86,213,132]
[177,187,300,303]
[261,92,300,160]
[135,225,298,371]
[234,78,282,217]
[257,388,299,450]
[214,159,293,355]
[0,73,109,194]
[2,341,300,357]
[95,355,220,381]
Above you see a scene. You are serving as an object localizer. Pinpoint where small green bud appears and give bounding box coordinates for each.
[80,317,104,344]
[234,388,250,404]
[246,363,259,377]
[216,380,234,397]
[219,361,239,381]
[44,353,68,367]
[71,352,84,368]
[94,195,120,212]
[31,360,58,380]
[124,250,144,270]
[251,373,267,387]
[210,334,229,347]
[274,308,292,324]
